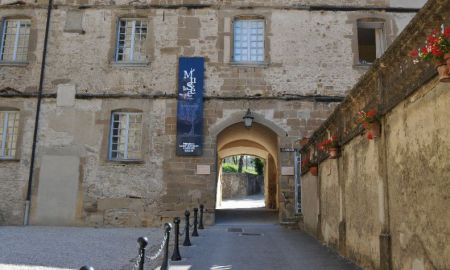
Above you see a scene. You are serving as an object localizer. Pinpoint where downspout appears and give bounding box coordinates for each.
[23,0,53,225]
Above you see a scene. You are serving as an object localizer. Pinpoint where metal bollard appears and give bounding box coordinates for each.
[192,208,199,237]
[199,204,205,229]
[160,223,172,270]
[171,217,182,261]
[79,267,94,270]
[137,237,148,270]
[183,210,192,246]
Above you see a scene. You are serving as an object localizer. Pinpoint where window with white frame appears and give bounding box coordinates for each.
[109,111,143,160]
[0,19,31,63]
[357,19,386,65]
[0,110,19,159]
[233,19,265,63]
[115,19,147,63]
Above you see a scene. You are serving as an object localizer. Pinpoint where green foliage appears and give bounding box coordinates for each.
[222,163,258,175]
[254,158,264,175]
[222,163,238,173]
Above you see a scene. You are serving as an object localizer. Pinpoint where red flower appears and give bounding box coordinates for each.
[367,132,373,140]
[421,46,429,55]
[409,49,418,58]
[427,34,439,44]
[431,46,444,57]
[366,109,377,118]
[444,27,450,38]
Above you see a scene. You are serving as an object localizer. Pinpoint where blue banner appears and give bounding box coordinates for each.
[176,57,204,156]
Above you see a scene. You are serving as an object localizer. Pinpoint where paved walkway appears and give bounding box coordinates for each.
[171,210,361,270]
[217,194,265,210]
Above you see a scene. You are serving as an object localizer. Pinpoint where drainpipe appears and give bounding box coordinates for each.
[23,0,53,225]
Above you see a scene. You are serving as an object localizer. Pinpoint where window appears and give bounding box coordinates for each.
[0,110,19,159]
[115,19,147,63]
[0,19,31,63]
[357,20,386,65]
[109,111,143,160]
[233,19,264,63]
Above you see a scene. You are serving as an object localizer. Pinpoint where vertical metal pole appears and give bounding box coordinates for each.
[183,210,192,246]
[160,223,172,270]
[192,208,199,237]
[199,204,204,229]
[171,217,182,261]
[137,237,148,270]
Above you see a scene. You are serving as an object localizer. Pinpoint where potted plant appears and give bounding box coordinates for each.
[319,136,339,159]
[410,25,450,82]
[309,155,319,176]
[356,109,381,140]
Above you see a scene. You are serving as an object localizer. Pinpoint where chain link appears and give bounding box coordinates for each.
[132,254,141,270]
[145,234,168,261]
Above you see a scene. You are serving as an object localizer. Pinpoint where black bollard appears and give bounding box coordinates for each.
[137,237,148,270]
[199,204,205,229]
[171,217,182,261]
[79,267,94,270]
[183,210,192,246]
[160,223,172,270]
[192,208,199,237]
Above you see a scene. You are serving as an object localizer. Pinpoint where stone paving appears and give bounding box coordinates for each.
[171,209,362,270]
[0,209,362,270]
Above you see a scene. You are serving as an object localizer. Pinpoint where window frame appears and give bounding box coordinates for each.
[0,18,31,64]
[355,19,386,66]
[114,18,148,64]
[0,110,20,160]
[232,17,266,65]
[108,111,143,161]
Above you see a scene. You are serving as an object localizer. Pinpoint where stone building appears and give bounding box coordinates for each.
[0,0,426,227]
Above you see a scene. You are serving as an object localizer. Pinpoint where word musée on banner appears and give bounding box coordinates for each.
[176,57,204,156]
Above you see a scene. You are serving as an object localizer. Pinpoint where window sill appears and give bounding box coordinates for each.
[107,159,145,165]
[111,62,150,68]
[0,158,20,163]
[0,62,29,67]
[229,61,269,68]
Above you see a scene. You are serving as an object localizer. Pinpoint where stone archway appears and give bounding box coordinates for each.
[215,121,280,211]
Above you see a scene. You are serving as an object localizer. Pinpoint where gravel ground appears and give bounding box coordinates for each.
[0,226,167,270]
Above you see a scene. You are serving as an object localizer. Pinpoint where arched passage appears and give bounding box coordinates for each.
[215,122,279,211]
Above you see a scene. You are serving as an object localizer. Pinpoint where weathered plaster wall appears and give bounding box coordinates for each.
[341,136,382,269]
[300,171,318,236]
[385,81,450,270]
[318,158,340,250]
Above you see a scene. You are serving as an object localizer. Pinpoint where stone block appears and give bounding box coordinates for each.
[56,84,76,107]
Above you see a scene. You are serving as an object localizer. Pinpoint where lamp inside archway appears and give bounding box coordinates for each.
[243,108,254,128]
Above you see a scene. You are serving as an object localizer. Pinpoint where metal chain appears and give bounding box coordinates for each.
[145,234,168,261]
[132,254,141,270]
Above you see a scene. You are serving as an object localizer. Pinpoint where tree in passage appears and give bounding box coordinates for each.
[254,158,264,176]
[238,155,244,173]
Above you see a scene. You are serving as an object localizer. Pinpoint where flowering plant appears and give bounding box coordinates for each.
[410,25,450,64]
[356,109,380,128]
[318,136,338,151]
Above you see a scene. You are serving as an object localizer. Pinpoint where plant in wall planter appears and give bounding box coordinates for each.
[308,155,319,176]
[356,109,381,140]
[410,25,450,82]
[319,136,339,159]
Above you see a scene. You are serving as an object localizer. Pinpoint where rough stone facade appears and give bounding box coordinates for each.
[300,1,450,269]
[220,173,262,199]
[0,0,425,228]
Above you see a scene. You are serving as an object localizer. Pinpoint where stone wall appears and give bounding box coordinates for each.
[0,0,421,227]
[221,173,262,199]
[300,1,450,269]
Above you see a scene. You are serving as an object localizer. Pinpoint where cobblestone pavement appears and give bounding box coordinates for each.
[0,226,165,270]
